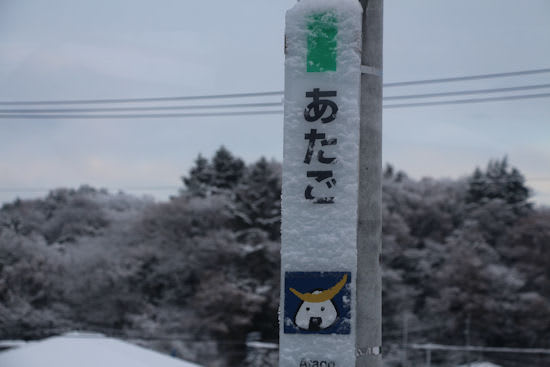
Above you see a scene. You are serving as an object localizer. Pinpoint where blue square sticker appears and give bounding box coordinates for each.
[284,271,351,334]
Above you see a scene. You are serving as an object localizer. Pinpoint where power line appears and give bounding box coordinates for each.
[0,186,180,193]
[0,110,284,119]
[0,102,283,114]
[2,177,549,195]
[0,91,283,106]
[1,92,550,119]
[384,83,550,101]
[384,68,550,87]
[2,83,549,115]
[384,92,550,109]
[0,68,549,106]
[409,343,550,355]
[0,188,52,193]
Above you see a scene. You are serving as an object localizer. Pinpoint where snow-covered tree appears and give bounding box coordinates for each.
[466,157,530,208]
[233,158,281,242]
[182,147,246,197]
[2,152,550,367]
[182,154,213,197]
[211,146,246,191]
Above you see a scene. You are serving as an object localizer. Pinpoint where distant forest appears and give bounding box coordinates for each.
[1,147,549,367]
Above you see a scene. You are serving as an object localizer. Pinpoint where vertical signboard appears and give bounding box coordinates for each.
[280,1,362,367]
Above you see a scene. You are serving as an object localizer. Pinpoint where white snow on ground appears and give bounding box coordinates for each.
[0,332,202,367]
[0,340,28,349]
[457,362,502,367]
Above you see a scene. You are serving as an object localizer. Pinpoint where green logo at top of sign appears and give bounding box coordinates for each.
[307,12,337,72]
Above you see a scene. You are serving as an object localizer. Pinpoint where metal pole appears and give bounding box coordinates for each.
[426,349,432,367]
[402,313,409,367]
[466,313,471,367]
[356,0,383,367]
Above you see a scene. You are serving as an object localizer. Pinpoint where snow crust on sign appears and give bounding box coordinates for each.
[282,0,362,278]
[0,333,202,367]
[280,0,362,366]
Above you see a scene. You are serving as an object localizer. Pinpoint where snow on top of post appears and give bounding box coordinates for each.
[289,0,362,14]
[282,0,362,271]
[285,0,362,81]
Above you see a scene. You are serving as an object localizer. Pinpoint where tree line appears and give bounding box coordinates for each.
[0,147,548,367]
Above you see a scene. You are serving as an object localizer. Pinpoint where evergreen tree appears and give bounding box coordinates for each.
[211,146,245,191]
[466,157,530,206]
[465,157,532,246]
[182,147,246,197]
[233,158,281,241]
[182,154,213,197]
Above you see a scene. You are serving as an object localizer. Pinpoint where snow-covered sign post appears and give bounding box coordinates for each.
[280,1,363,367]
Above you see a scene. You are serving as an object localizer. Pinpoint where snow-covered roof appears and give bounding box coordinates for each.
[0,332,202,367]
[457,362,502,367]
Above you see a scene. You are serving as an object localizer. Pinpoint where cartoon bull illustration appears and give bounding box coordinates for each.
[289,274,348,331]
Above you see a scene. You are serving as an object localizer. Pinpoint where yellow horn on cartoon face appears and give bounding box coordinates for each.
[289,274,348,303]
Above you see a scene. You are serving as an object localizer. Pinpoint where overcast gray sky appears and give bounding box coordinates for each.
[1,0,549,205]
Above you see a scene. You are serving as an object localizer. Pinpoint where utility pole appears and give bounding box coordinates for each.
[356,0,383,367]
